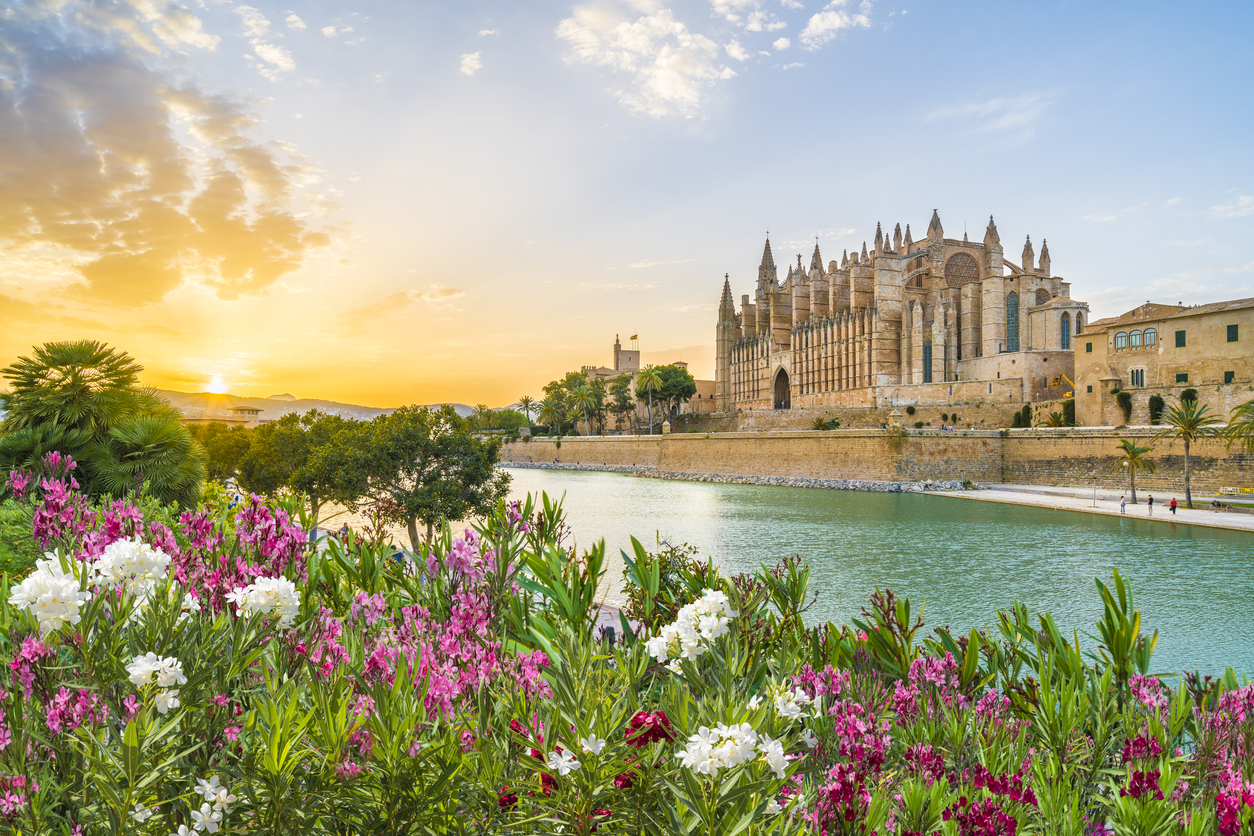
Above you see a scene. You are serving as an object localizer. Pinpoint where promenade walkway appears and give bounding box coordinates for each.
[927,483,1254,534]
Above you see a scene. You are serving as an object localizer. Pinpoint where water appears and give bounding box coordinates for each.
[503,467,1254,678]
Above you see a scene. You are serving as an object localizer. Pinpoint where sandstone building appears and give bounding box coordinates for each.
[715,213,1089,413]
[582,335,717,416]
[1076,297,1254,426]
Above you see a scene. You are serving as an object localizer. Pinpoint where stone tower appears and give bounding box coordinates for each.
[715,274,740,411]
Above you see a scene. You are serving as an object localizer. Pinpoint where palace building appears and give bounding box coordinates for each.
[714,212,1090,412]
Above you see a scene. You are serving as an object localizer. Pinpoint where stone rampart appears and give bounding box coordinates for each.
[502,429,1254,494]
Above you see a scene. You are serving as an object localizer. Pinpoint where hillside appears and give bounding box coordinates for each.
[154,390,475,423]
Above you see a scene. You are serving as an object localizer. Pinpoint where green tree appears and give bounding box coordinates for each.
[537,398,562,433]
[238,410,368,526]
[1225,399,1254,455]
[571,384,595,436]
[517,395,535,423]
[609,374,634,431]
[363,405,510,549]
[187,422,253,482]
[1156,398,1222,508]
[653,364,698,416]
[473,404,493,433]
[636,365,663,434]
[1109,438,1155,505]
[0,341,206,507]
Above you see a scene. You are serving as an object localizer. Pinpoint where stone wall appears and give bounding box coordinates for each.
[502,428,1254,494]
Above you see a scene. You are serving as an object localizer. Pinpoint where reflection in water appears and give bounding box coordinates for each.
[502,468,1254,678]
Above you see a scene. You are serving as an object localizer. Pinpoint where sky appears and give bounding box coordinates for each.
[1,0,1253,408]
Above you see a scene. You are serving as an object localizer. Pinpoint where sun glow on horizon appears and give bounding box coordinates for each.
[206,375,228,395]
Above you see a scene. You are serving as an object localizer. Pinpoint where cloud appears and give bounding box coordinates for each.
[800,0,873,48]
[0,1,331,307]
[1162,196,1184,208]
[337,287,464,333]
[460,51,483,75]
[556,2,738,117]
[725,39,750,60]
[925,93,1052,138]
[322,26,337,37]
[783,61,803,69]
[1081,202,1148,223]
[479,29,498,36]
[773,36,790,49]
[1208,195,1254,219]
[232,6,295,80]
[285,13,306,30]
[629,257,696,268]
[234,5,270,38]
[130,0,222,51]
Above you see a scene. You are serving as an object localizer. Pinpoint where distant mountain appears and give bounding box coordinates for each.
[155,390,476,422]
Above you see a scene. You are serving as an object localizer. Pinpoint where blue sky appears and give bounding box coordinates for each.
[1,0,1252,404]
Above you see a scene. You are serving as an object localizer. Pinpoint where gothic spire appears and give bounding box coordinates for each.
[757,235,777,285]
[719,273,735,317]
[860,240,869,262]
[903,224,913,249]
[874,222,884,253]
[810,241,824,275]
[1039,239,1051,277]
[893,222,902,251]
[928,209,943,239]
[1022,235,1035,272]
[983,215,1001,250]
[841,249,849,268]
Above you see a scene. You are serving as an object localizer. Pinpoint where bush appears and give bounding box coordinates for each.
[950,413,960,424]
[1062,398,1076,426]
[1117,390,1134,424]
[905,405,916,415]
[1181,388,1199,404]
[5,464,1254,836]
[1019,404,1033,428]
[1148,394,1165,425]
[914,421,925,429]
[1012,412,1023,428]
[940,413,949,421]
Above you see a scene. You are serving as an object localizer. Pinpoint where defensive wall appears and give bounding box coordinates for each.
[502,429,1252,495]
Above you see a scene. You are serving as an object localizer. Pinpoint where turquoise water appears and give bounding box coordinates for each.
[504,467,1254,678]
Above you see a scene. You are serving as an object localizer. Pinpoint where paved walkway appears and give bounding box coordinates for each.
[925,484,1254,534]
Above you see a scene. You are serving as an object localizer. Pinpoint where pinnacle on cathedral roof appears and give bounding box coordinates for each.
[860,241,869,261]
[810,241,823,274]
[841,249,848,268]
[874,222,883,252]
[759,236,775,270]
[928,209,943,238]
[903,224,913,247]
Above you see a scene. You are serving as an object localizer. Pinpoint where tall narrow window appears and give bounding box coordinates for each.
[1229,324,1240,342]
[1006,292,1020,352]
[1061,313,1071,350]
[1130,330,1142,347]
[923,342,933,383]
[1115,332,1128,349]
[1145,328,1157,346]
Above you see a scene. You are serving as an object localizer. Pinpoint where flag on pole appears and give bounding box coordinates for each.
[630,334,638,340]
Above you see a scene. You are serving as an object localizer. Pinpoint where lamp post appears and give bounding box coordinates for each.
[1124,460,1129,498]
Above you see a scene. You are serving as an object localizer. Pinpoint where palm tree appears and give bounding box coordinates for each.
[474,403,491,433]
[537,398,562,433]
[1225,399,1254,455]
[636,365,663,435]
[1,340,141,434]
[1156,399,1222,508]
[86,411,207,508]
[518,395,535,424]
[571,385,596,436]
[1109,438,1155,505]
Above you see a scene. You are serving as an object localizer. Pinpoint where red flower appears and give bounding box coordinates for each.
[626,711,675,748]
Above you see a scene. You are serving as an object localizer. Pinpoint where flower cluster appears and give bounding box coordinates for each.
[677,722,773,776]
[126,652,186,715]
[189,774,238,833]
[8,554,91,634]
[644,588,737,668]
[225,576,301,628]
[943,796,1019,836]
[94,537,172,598]
[625,710,675,748]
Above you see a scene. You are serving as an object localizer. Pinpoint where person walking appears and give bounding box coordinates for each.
[1170,497,1177,515]
[1147,494,1154,516]
[1120,495,1126,514]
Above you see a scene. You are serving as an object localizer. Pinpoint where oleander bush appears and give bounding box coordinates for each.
[4,452,1254,836]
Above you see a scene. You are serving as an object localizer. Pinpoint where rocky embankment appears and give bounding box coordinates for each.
[499,461,972,493]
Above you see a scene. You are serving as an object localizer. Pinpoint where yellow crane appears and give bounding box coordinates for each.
[1049,373,1075,399]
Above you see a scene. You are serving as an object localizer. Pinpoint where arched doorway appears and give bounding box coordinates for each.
[773,368,791,409]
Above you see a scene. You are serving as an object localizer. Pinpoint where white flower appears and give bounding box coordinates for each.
[748,695,763,710]
[645,589,738,667]
[96,538,171,597]
[678,722,759,776]
[547,749,580,776]
[580,735,606,755]
[766,798,782,814]
[758,735,787,779]
[212,787,238,811]
[131,801,154,821]
[196,776,223,802]
[171,827,194,836]
[7,553,92,634]
[127,653,186,689]
[801,728,819,749]
[226,576,301,628]
[191,802,222,832]
[155,689,181,714]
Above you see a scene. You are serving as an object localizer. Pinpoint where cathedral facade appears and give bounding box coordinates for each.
[714,212,1090,412]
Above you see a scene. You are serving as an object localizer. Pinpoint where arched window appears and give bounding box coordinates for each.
[1076,313,1083,332]
[1144,328,1157,346]
[1115,332,1128,349]
[1130,330,1142,347]
[1006,292,1020,352]
[1061,313,1071,350]
[923,342,933,383]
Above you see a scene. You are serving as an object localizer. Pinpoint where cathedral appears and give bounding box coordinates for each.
[714,212,1090,412]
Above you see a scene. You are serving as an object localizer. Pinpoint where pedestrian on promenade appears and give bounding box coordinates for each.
[1120,495,1126,514]
[1170,497,1177,515]
[1147,495,1154,516]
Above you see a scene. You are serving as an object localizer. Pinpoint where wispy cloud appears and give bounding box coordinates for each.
[925,93,1052,138]
[1208,195,1254,219]
[629,257,696,269]
[337,287,464,333]
[710,0,787,31]
[725,39,750,60]
[773,36,791,49]
[285,12,305,30]
[234,5,295,80]
[800,0,873,49]
[1081,202,1149,223]
[479,29,498,36]
[556,2,737,117]
[460,51,483,75]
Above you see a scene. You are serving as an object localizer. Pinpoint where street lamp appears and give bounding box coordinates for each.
[1123,460,1129,498]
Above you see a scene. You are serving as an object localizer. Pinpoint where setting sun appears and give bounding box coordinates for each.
[206,375,227,395]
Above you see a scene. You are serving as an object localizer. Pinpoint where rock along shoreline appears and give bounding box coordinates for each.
[498,461,972,493]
